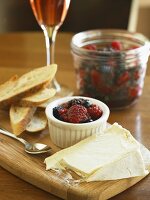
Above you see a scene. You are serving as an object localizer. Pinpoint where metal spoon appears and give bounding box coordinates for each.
[0,127,51,154]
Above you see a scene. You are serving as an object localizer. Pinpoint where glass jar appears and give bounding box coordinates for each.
[71,29,150,109]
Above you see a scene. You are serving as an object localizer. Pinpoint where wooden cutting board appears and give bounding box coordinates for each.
[0,110,149,200]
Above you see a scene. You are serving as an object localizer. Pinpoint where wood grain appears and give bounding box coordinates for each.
[0,127,149,200]
[0,32,150,200]
[0,110,149,200]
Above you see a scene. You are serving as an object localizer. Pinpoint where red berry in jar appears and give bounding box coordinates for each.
[116,71,130,86]
[128,86,141,98]
[134,71,140,80]
[84,44,97,50]
[71,30,150,109]
[111,41,122,50]
[91,69,102,87]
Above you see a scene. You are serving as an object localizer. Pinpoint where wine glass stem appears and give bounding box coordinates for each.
[42,25,61,92]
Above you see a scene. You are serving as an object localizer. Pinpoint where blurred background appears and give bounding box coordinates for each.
[0,0,149,38]
[136,0,150,38]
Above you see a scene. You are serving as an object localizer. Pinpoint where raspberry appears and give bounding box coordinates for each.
[87,105,103,120]
[91,69,102,88]
[128,86,141,98]
[134,71,140,80]
[60,113,68,122]
[116,71,130,85]
[68,105,90,123]
[111,41,122,51]
[84,44,97,51]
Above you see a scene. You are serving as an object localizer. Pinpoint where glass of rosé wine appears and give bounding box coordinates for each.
[30,0,73,96]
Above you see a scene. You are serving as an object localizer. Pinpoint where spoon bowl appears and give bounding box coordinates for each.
[0,127,51,154]
[25,142,51,154]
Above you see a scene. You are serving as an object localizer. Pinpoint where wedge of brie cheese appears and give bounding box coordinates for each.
[45,123,150,181]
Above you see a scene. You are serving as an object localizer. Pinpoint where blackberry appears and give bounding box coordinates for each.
[68,98,85,107]
[53,106,61,119]
[68,98,92,108]
[53,106,68,120]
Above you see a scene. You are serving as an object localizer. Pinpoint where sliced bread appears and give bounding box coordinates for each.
[0,75,19,110]
[0,75,18,91]
[0,64,57,107]
[19,88,56,106]
[26,110,47,132]
[10,105,36,135]
[38,95,59,108]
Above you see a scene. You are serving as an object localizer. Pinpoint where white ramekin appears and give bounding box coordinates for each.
[45,96,110,148]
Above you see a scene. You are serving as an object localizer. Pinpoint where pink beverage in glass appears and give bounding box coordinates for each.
[30,0,73,96]
[30,0,70,28]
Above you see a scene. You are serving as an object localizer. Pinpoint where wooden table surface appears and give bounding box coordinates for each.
[0,32,150,200]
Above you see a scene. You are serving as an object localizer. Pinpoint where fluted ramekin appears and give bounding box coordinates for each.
[45,96,110,148]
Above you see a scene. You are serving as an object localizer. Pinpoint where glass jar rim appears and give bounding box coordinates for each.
[71,29,150,57]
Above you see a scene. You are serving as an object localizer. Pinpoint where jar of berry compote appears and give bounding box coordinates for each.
[71,29,150,109]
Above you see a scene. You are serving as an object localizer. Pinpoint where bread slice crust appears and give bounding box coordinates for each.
[19,88,56,107]
[10,105,36,135]
[0,64,57,107]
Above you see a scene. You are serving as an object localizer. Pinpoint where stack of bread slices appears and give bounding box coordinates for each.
[0,64,57,135]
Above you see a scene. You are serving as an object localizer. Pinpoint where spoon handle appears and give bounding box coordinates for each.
[0,127,27,145]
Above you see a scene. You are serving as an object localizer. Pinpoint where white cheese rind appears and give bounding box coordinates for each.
[45,123,149,181]
[140,144,150,170]
[60,125,140,176]
[86,149,148,182]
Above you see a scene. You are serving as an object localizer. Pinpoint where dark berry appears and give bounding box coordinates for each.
[68,98,84,107]
[87,105,103,120]
[61,102,69,108]
[82,99,92,108]
[68,98,92,108]
[53,106,68,119]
